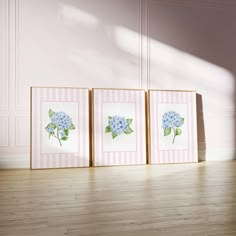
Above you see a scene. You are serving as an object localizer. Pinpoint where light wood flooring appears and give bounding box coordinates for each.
[0,161,236,236]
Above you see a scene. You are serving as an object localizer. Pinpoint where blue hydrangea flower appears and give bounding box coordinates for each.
[46,127,54,133]
[162,111,183,128]
[105,115,133,139]
[162,111,184,144]
[109,115,128,135]
[59,130,65,138]
[51,112,72,130]
[46,109,75,147]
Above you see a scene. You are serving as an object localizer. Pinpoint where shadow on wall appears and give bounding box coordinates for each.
[196,94,205,161]
[55,1,236,160]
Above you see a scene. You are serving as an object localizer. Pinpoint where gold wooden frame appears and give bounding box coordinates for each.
[91,88,147,167]
[147,89,198,164]
[30,86,90,170]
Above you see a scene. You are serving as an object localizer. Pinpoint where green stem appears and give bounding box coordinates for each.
[56,128,62,146]
[172,128,176,144]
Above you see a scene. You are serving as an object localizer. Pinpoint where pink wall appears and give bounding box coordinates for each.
[0,0,235,167]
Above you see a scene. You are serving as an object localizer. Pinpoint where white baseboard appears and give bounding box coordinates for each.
[198,148,236,161]
[0,149,235,169]
[0,155,30,169]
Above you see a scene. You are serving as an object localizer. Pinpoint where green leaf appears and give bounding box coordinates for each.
[164,127,171,136]
[48,109,55,118]
[126,119,133,125]
[105,126,111,133]
[112,132,118,139]
[48,132,55,138]
[69,124,76,130]
[108,116,112,123]
[176,128,182,136]
[124,126,133,135]
[61,136,68,141]
[46,123,57,129]
[64,129,69,136]
[180,118,184,126]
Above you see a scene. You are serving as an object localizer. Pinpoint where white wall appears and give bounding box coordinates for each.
[0,0,235,168]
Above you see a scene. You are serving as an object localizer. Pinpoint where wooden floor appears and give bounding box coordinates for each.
[0,161,236,236]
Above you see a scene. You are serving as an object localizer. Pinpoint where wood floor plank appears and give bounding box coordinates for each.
[0,161,236,235]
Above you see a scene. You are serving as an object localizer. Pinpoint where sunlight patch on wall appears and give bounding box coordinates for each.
[59,5,98,27]
[114,25,235,110]
[114,26,140,57]
[149,39,235,110]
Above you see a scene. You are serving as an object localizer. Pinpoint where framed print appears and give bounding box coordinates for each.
[92,89,146,166]
[31,87,90,169]
[149,90,198,164]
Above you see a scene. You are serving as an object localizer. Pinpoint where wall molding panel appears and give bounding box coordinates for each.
[15,116,30,147]
[140,0,149,89]
[138,0,142,89]
[14,0,23,111]
[0,117,9,147]
[10,0,24,111]
[0,0,9,111]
